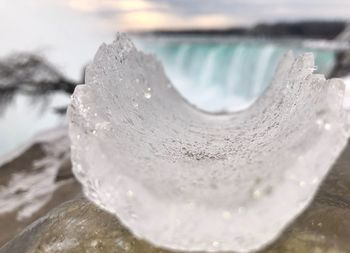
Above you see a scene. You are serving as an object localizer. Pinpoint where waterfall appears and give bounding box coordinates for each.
[137,38,336,112]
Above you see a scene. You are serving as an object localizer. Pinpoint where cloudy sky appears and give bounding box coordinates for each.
[65,0,350,30]
[1,0,350,79]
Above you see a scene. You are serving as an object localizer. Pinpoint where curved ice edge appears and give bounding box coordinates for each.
[68,33,349,253]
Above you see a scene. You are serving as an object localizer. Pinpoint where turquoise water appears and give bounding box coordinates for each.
[138,39,336,112]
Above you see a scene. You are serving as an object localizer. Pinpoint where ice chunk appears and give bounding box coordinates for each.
[68,34,349,253]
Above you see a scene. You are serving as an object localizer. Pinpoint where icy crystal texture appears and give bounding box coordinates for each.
[69,34,349,253]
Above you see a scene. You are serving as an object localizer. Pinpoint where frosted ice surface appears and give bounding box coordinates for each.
[68,34,349,253]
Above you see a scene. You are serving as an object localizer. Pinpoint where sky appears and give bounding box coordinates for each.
[0,0,350,79]
[66,0,350,30]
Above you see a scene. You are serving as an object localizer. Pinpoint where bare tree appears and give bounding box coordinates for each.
[0,53,80,114]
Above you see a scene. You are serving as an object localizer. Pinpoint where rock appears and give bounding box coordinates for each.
[0,128,81,247]
[329,24,350,78]
[330,50,350,78]
[2,141,350,253]
[0,198,168,253]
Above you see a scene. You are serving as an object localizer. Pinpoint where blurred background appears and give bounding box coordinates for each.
[1,0,350,156]
[1,0,350,248]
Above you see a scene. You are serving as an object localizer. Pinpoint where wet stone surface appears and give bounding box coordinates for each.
[0,198,168,253]
[0,129,81,247]
[1,141,350,253]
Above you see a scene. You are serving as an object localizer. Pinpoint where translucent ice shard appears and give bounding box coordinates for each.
[68,34,349,253]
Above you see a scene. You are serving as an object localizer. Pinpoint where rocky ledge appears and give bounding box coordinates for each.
[0,138,350,253]
[0,128,81,247]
